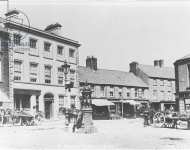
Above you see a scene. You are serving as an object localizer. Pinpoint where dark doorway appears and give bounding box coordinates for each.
[44,93,54,119]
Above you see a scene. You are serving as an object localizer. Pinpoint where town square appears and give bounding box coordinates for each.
[1,0,190,149]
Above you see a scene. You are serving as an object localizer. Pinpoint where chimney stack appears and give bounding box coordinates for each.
[129,61,139,75]
[86,56,97,70]
[44,23,62,35]
[159,59,164,67]
[154,60,159,67]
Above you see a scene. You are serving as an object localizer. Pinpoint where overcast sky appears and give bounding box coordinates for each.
[1,0,190,71]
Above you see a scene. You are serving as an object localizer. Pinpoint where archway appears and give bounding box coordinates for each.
[44,93,54,119]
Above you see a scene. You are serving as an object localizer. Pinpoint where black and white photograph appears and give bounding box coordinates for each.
[1,0,190,149]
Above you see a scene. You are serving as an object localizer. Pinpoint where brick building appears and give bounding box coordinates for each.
[174,54,190,114]
[0,21,81,119]
[130,60,175,111]
[79,56,149,119]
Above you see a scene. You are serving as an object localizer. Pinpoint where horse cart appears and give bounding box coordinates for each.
[153,111,190,130]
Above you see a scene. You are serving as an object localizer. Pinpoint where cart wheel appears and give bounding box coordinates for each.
[153,112,165,127]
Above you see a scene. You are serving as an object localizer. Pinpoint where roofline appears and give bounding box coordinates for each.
[149,76,175,80]
[79,81,148,88]
[174,57,190,65]
[4,21,81,48]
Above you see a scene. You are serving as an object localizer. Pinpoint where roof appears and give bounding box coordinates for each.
[138,64,175,79]
[79,66,148,88]
[4,21,81,47]
[174,54,190,64]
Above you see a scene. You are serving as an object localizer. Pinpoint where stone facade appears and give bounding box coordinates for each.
[1,21,81,119]
[130,60,175,111]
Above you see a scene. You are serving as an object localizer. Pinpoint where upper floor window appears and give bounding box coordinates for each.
[57,67,63,84]
[29,38,37,49]
[44,42,51,52]
[69,48,75,58]
[14,60,22,81]
[153,90,157,97]
[127,92,130,97]
[44,65,51,84]
[110,91,114,97]
[14,60,22,73]
[153,79,157,86]
[119,92,122,97]
[57,46,63,55]
[13,34,21,45]
[135,88,138,97]
[160,80,164,86]
[168,81,172,87]
[30,63,38,75]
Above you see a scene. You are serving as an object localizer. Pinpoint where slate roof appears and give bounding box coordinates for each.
[138,64,175,79]
[79,66,148,88]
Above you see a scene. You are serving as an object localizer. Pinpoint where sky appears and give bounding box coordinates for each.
[1,0,190,71]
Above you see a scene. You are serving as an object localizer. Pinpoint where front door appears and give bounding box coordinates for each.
[44,100,53,119]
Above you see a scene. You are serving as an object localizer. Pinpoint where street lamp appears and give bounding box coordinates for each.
[61,61,70,126]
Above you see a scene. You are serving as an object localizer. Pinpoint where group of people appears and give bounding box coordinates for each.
[143,107,155,127]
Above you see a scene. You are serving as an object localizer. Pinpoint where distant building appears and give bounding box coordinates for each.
[79,56,149,119]
[0,21,81,119]
[130,60,175,111]
[174,54,190,114]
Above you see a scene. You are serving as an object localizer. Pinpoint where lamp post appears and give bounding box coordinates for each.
[61,61,70,126]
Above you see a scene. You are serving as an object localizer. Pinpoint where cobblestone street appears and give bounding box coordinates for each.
[0,118,190,149]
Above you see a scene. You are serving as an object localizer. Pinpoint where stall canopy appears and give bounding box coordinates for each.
[121,100,141,105]
[0,90,10,102]
[92,99,115,106]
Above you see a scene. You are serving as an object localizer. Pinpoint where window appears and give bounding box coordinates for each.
[127,92,130,97]
[14,60,22,81]
[44,65,51,83]
[110,91,114,97]
[168,81,172,87]
[13,34,21,45]
[30,63,38,75]
[44,42,51,52]
[153,79,157,86]
[14,61,22,73]
[59,95,64,108]
[135,88,138,97]
[57,46,63,55]
[160,80,164,86]
[0,60,2,81]
[30,78,37,82]
[70,69,75,81]
[100,86,104,96]
[160,91,164,100]
[119,92,122,97]
[138,89,142,98]
[29,38,37,49]
[153,90,157,97]
[57,67,63,84]
[69,48,75,58]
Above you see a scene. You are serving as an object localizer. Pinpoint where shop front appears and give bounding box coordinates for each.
[92,99,114,120]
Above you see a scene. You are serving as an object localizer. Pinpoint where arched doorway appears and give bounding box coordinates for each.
[44,93,54,119]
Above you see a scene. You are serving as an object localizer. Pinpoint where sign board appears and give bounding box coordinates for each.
[177,120,188,129]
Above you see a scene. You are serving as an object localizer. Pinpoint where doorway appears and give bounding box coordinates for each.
[44,93,54,119]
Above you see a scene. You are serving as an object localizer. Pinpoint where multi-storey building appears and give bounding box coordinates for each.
[0,21,81,119]
[174,54,190,115]
[0,26,10,107]
[130,60,175,111]
[79,56,149,119]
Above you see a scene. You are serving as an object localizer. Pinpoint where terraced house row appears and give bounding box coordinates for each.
[0,20,175,120]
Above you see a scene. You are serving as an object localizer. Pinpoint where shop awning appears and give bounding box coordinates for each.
[0,90,10,102]
[121,100,141,105]
[92,99,115,106]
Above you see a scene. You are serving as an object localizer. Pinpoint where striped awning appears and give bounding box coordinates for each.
[92,99,115,106]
